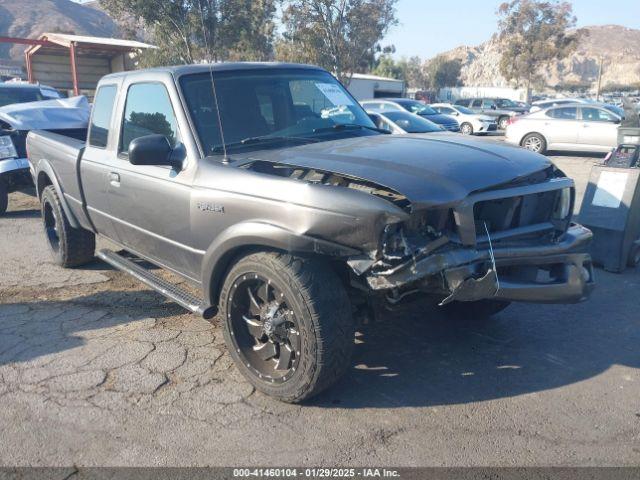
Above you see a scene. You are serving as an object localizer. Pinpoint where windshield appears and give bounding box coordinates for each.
[397,100,438,115]
[496,98,518,108]
[384,111,443,133]
[0,87,45,108]
[180,69,377,154]
[455,105,474,115]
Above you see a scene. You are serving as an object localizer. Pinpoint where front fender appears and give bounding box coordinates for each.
[201,221,360,307]
[35,159,80,229]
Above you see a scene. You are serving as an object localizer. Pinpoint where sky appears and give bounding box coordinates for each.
[72,0,640,60]
[385,0,640,59]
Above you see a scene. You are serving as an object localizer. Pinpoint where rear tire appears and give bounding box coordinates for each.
[0,179,7,216]
[440,299,511,319]
[41,185,95,267]
[460,122,474,135]
[521,133,547,154]
[220,252,354,403]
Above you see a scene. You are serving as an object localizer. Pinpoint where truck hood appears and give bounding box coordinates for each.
[250,134,553,209]
[0,96,90,131]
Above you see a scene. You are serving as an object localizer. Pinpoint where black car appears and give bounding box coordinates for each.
[361,98,460,132]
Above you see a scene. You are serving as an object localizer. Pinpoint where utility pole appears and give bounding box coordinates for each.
[596,56,604,101]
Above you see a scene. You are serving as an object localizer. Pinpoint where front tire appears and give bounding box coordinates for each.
[521,133,547,154]
[41,185,95,267]
[220,252,354,403]
[460,122,474,135]
[498,116,510,130]
[440,299,511,319]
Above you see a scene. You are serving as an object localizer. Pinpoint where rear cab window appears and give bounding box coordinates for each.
[88,85,117,148]
[119,82,180,154]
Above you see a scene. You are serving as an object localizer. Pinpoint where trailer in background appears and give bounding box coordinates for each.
[346,73,405,101]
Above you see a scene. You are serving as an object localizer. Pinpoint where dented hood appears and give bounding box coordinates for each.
[0,96,90,131]
[250,134,553,208]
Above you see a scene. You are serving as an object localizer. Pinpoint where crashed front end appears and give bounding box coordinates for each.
[348,172,594,306]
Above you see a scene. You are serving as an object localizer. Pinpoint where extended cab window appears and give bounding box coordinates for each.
[89,85,117,148]
[120,83,179,153]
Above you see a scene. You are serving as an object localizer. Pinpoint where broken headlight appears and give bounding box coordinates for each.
[0,136,17,160]
[553,187,572,220]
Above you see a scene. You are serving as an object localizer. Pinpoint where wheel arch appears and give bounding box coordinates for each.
[520,131,547,147]
[35,161,80,229]
[201,222,360,308]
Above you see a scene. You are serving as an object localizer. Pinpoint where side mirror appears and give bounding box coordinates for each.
[128,134,181,169]
[491,105,497,110]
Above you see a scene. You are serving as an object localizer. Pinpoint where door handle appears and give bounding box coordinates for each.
[109,172,120,186]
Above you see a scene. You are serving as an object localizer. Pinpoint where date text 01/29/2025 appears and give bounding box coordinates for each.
[232,468,401,478]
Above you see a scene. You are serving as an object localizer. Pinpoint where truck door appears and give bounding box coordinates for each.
[107,82,197,280]
[81,84,121,240]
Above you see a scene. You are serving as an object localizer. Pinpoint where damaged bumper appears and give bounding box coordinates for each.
[364,224,595,304]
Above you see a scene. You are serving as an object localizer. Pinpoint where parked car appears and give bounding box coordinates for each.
[28,63,594,402]
[0,85,78,215]
[505,103,621,154]
[366,109,446,135]
[0,82,61,108]
[454,98,528,129]
[361,98,460,132]
[529,98,594,112]
[430,103,497,135]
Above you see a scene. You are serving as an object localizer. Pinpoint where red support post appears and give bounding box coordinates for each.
[69,41,79,96]
[24,51,34,83]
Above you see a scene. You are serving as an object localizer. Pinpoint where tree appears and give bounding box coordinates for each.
[371,54,405,81]
[497,0,581,102]
[101,0,277,66]
[276,0,398,84]
[424,55,462,90]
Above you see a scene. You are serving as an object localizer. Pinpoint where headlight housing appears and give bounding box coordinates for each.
[0,136,17,160]
[553,187,572,220]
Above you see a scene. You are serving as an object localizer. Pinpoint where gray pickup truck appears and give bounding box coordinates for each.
[27,63,594,402]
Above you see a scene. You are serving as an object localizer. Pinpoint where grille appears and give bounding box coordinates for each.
[473,189,559,236]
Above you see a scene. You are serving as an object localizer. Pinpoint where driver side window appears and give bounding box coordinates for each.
[581,107,617,122]
[120,83,180,154]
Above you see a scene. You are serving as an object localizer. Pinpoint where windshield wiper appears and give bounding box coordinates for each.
[211,135,317,153]
[312,124,390,134]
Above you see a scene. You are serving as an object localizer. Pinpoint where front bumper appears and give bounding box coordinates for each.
[366,224,595,304]
[0,157,29,176]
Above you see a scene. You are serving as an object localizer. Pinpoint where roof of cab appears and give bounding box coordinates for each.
[101,62,327,82]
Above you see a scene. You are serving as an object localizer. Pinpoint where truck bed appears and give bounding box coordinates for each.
[27,129,88,226]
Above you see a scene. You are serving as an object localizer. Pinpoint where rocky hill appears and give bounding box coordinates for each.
[0,0,117,62]
[434,25,640,90]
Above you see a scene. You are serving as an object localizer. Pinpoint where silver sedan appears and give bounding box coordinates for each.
[505,103,621,154]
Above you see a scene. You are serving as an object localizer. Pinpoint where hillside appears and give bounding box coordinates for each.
[434,25,640,89]
[0,0,117,62]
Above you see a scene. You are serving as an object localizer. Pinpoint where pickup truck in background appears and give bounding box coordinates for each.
[0,90,88,215]
[27,63,595,402]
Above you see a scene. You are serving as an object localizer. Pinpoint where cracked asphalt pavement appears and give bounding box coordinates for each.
[1,154,639,467]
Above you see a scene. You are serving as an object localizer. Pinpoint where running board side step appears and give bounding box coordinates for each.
[97,249,217,319]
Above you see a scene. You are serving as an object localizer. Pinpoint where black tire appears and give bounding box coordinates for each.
[460,122,474,135]
[440,299,511,319]
[220,252,354,403]
[521,133,547,154]
[498,116,509,130]
[0,179,7,216]
[41,185,95,267]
